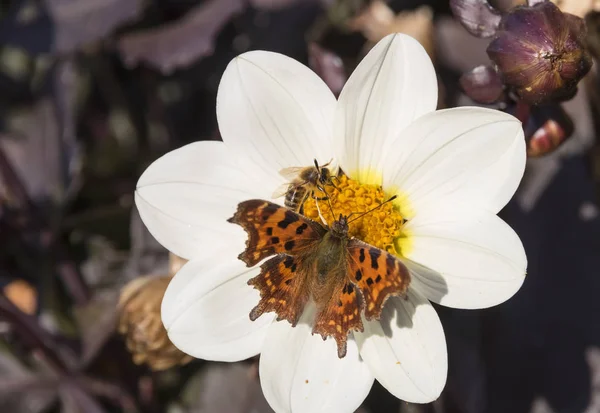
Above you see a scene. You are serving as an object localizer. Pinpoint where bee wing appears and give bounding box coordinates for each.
[272,183,290,199]
[278,166,304,180]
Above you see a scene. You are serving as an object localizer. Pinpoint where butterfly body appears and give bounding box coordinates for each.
[228,200,410,358]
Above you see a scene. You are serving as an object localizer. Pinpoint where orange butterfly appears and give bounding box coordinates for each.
[228,199,411,358]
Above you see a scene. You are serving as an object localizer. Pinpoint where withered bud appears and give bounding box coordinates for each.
[525,103,574,156]
[487,1,592,105]
[118,275,192,371]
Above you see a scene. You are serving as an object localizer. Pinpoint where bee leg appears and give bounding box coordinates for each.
[311,188,329,202]
[330,176,340,189]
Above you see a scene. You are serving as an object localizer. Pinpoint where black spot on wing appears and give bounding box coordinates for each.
[359,249,365,263]
[284,240,295,251]
[264,203,280,215]
[277,210,300,229]
[270,237,280,244]
[262,203,280,221]
[283,256,294,268]
[355,269,362,281]
[375,275,382,283]
[366,277,374,286]
[266,227,273,236]
[296,223,308,235]
[369,249,381,270]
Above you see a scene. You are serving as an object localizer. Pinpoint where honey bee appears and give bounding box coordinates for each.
[273,160,336,213]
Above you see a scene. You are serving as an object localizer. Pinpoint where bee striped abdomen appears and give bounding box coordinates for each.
[284,185,307,212]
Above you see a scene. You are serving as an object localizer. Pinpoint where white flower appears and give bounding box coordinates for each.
[135,33,527,412]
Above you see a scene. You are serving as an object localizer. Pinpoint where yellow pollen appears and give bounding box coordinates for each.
[303,174,404,255]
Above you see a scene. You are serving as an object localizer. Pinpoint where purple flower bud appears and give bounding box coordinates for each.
[460,65,504,103]
[486,1,592,105]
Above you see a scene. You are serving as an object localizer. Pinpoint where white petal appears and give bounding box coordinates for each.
[217,50,337,181]
[383,107,525,218]
[335,33,437,184]
[400,206,527,309]
[259,305,374,413]
[355,289,447,403]
[162,253,274,362]
[135,141,267,259]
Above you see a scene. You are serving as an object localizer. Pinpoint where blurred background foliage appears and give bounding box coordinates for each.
[0,0,600,412]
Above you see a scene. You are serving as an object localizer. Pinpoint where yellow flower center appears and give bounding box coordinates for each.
[303,174,405,254]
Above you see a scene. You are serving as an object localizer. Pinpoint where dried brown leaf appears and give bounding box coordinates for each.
[348,2,435,58]
[552,0,600,17]
[118,0,245,74]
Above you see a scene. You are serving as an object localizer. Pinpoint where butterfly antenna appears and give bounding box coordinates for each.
[348,195,398,224]
[322,184,336,220]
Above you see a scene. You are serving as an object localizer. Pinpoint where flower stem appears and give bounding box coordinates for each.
[0,293,68,374]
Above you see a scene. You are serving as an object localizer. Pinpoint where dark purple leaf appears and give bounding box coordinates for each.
[53,58,82,203]
[59,381,108,413]
[0,353,59,413]
[0,98,80,205]
[450,0,502,38]
[117,0,246,74]
[459,65,504,103]
[44,0,145,53]
[73,292,119,368]
[0,294,69,374]
[182,363,273,413]
[308,43,347,96]
[250,0,309,9]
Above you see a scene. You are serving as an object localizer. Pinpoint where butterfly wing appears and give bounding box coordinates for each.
[248,255,309,326]
[229,200,325,326]
[346,239,411,320]
[312,277,364,358]
[228,199,326,267]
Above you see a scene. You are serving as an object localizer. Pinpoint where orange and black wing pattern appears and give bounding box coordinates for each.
[312,279,364,358]
[227,200,326,267]
[346,239,411,320]
[248,255,310,327]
